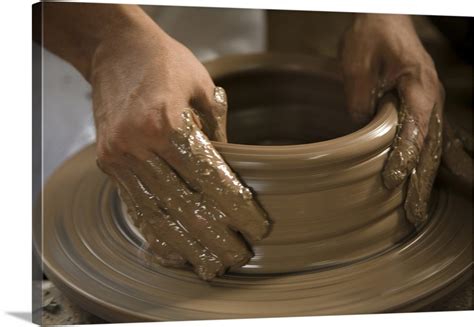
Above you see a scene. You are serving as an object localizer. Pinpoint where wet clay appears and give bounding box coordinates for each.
[382,100,423,190]
[403,104,443,228]
[383,99,443,228]
[194,86,229,142]
[117,55,416,274]
[118,55,411,277]
[36,143,472,321]
[36,54,472,321]
[113,107,269,280]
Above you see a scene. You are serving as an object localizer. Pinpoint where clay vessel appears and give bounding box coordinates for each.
[205,54,414,274]
[37,54,471,321]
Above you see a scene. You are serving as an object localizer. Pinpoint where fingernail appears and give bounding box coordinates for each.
[213,86,227,106]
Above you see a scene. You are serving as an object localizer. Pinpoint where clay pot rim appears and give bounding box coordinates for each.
[206,53,398,169]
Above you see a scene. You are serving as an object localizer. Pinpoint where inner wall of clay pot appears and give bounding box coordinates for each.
[216,69,359,145]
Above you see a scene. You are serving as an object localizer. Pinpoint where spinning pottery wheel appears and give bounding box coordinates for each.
[36,54,472,322]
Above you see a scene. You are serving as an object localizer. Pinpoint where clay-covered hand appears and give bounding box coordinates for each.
[92,27,270,280]
[340,14,445,228]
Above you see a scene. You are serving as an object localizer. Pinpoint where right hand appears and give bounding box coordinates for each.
[91,27,270,280]
[339,14,445,228]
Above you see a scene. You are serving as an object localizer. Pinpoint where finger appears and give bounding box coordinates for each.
[382,77,432,189]
[404,104,443,228]
[162,109,271,243]
[115,175,187,267]
[113,168,226,280]
[192,83,228,142]
[343,68,380,124]
[382,104,422,189]
[441,117,473,186]
[125,155,253,268]
[140,220,188,268]
[340,33,382,125]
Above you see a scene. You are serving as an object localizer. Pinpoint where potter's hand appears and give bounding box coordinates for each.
[41,3,270,281]
[340,14,444,228]
[92,28,270,280]
[41,3,270,280]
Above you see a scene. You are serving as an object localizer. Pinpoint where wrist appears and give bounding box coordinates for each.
[75,5,170,81]
[88,19,169,82]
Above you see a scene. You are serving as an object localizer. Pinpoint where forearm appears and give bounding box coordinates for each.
[42,3,165,80]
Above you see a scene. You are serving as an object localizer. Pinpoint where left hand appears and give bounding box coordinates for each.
[340,14,445,228]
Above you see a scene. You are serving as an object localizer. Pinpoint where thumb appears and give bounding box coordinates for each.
[191,78,228,143]
[342,66,379,124]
